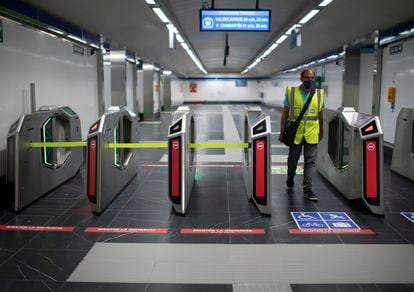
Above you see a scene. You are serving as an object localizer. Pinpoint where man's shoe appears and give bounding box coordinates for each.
[303,190,318,201]
[286,177,294,189]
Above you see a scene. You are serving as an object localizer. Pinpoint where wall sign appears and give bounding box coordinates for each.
[73,44,84,55]
[189,83,197,93]
[389,44,403,55]
[0,20,3,43]
[235,79,247,87]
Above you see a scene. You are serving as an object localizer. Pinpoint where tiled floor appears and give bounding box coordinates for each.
[0,104,413,291]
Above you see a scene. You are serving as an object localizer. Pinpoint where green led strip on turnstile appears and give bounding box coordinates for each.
[107,142,168,148]
[187,143,249,148]
[29,142,87,147]
[29,142,249,149]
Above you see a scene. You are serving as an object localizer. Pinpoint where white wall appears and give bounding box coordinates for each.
[171,78,261,103]
[0,19,99,176]
[380,37,414,144]
[171,78,184,106]
[262,62,344,110]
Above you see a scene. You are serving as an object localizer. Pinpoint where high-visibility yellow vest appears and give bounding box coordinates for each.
[286,86,324,145]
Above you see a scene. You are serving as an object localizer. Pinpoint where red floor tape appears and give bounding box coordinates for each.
[181,228,265,234]
[0,225,75,232]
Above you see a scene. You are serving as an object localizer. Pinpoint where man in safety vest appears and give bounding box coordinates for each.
[279,68,324,201]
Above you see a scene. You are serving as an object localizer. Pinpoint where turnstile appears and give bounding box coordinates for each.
[86,107,139,214]
[168,106,195,214]
[391,108,414,181]
[242,107,272,215]
[6,106,83,211]
[317,107,384,215]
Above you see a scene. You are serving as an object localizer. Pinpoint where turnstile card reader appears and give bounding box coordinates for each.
[87,107,138,214]
[168,106,195,215]
[6,106,83,211]
[317,107,384,215]
[242,107,272,215]
[391,108,414,181]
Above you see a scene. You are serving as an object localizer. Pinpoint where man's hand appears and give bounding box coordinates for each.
[279,133,285,143]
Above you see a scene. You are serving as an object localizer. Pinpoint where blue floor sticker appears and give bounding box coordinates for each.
[400,212,414,223]
[291,212,361,230]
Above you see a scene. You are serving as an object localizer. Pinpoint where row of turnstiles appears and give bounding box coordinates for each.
[5,105,414,216]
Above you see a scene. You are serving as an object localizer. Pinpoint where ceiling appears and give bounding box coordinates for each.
[21,0,414,77]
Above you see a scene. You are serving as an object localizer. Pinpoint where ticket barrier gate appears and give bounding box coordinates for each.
[87,107,139,214]
[168,106,195,215]
[391,108,414,181]
[317,107,384,215]
[6,106,83,211]
[242,107,272,215]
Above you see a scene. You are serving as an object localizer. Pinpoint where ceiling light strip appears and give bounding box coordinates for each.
[241,0,335,74]
[145,1,207,74]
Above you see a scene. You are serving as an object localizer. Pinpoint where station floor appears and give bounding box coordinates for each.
[0,104,413,292]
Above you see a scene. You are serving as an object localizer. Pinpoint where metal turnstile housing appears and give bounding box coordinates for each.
[242,106,272,215]
[86,107,138,214]
[6,106,83,211]
[317,107,384,215]
[168,106,195,214]
[391,108,414,181]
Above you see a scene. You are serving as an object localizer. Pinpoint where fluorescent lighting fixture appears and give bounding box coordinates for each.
[143,63,154,70]
[175,34,184,43]
[180,42,189,50]
[145,0,156,4]
[380,36,395,45]
[126,57,135,63]
[90,43,99,49]
[67,34,87,44]
[110,53,126,60]
[319,0,334,6]
[339,51,345,56]
[299,9,319,24]
[399,28,414,35]
[269,43,278,50]
[275,34,288,44]
[152,8,170,23]
[163,70,172,75]
[167,24,178,34]
[286,24,301,34]
[48,27,64,35]
[39,30,57,38]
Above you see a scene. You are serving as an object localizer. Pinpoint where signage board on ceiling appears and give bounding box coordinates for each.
[200,9,270,32]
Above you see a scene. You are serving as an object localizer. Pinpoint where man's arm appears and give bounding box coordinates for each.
[318,109,324,142]
[279,107,290,143]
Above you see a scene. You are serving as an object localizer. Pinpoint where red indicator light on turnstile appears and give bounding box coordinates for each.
[89,121,100,133]
[170,139,181,200]
[364,140,378,199]
[254,139,266,200]
[87,138,97,203]
[365,125,374,132]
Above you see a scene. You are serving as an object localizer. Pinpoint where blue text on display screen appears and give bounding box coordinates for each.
[200,10,271,32]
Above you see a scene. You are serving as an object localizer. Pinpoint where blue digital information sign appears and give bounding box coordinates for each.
[200,10,270,32]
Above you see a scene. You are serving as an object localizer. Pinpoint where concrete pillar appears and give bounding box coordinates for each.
[161,74,172,111]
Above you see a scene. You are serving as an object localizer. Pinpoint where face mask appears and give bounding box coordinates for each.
[303,80,314,89]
